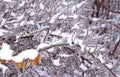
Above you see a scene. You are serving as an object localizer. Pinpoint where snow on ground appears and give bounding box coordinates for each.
[52,58,61,66]
[0,43,13,60]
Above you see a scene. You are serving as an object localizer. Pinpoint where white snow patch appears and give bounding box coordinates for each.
[0,63,8,75]
[51,29,61,35]
[20,21,26,26]
[49,13,61,23]
[59,14,67,20]
[69,14,78,19]
[19,1,25,7]
[3,0,12,2]
[48,48,55,52]
[0,29,8,36]
[30,11,35,16]
[74,39,85,51]
[92,18,100,22]
[52,58,61,66]
[80,63,87,71]
[62,0,68,5]
[71,0,86,12]
[0,43,13,60]
[59,53,74,57]
[67,33,74,46]
[0,18,6,27]
[98,54,105,63]
[12,49,38,62]
[40,3,44,10]
[101,24,106,27]
[37,42,50,51]
[17,14,24,21]
[105,63,113,69]
[72,23,79,30]
[27,20,35,25]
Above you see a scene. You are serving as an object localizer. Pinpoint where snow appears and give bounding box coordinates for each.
[52,58,61,66]
[27,20,35,25]
[3,0,12,2]
[59,53,74,57]
[59,14,67,20]
[12,49,39,62]
[69,14,78,19]
[0,43,13,60]
[37,42,50,51]
[80,63,87,71]
[47,48,55,52]
[12,54,24,63]
[49,13,61,23]
[72,23,79,30]
[67,33,74,46]
[19,1,25,7]
[71,0,86,12]
[50,29,62,35]
[62,0,68,5]
[40,3,44,10]
[0,29,8,36]
[74,39,85,51]
[92,17,100,22]
[17,14,24,21]
[98,54,105,63]
[0,18,6,27]
[0,63,8,75]
[105,63,113,69]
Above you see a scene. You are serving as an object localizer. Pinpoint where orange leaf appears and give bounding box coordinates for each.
[0,59,6,63]
[29,54,40,66]
[13,60,25,69]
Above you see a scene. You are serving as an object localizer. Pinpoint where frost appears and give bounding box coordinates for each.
[98,54,105,63]
[17,14,24,21]
[0,18,6,27]
[92,17,100,22]
[19,1,25,7]
[59,14,67,20]
[0,63,8,76]
[80,63,87,71]
[49,13,61,23]
[59,53,74,57]
[72,23,79,30]
[47,48,55,52]
[52,58,61,66]
[40,3,44,10]
[62,0,68,5]
[69,14,78,19]
[67,33,75,46]
[37,42,50,51]
[27,20,35,25]
[0,29,8,36]
[71,0,86,12]
[105,63,113,69]
[3,0,12,2]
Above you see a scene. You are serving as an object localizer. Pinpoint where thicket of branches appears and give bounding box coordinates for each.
[0,0,120,77]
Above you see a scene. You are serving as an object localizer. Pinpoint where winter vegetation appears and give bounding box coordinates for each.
[0,0,120,77]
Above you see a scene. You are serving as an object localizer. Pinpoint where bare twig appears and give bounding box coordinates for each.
[110,39,120,56]
[38,43,69,52]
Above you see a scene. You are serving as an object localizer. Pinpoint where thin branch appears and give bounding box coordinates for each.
[101,0,120,14]
[110,39,120,55]
[38,43,69,52]
[88,52,117,77]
